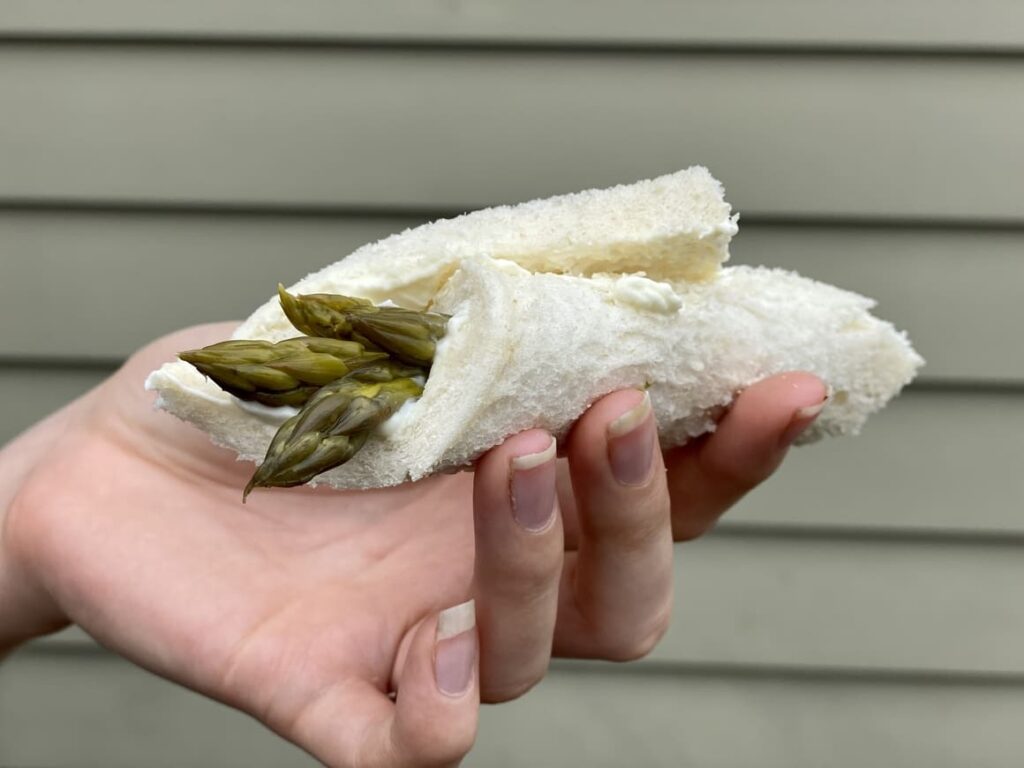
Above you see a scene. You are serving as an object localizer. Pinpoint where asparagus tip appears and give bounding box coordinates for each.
[242,475,259,503]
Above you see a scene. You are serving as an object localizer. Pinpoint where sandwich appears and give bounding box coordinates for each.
[145,167,924,495]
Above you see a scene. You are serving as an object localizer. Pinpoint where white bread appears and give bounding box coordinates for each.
[146,167,923,489]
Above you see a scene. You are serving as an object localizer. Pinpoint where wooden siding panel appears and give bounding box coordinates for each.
[0,650,315,767]
[3,0,1024,49]
[0,211,412,361]
[4,649,1024,767]
[727,388,1024,533]
[0,367,107,444]
[0,11,1020,768]
[474,667,1024,768]
[1,46,1022,220]
[31,532,1024,674]
[729,226,1024,384]
[2,212,1021,381]
[657,534,1024,672]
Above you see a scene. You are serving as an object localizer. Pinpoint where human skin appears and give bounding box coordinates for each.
[0,322,826,767]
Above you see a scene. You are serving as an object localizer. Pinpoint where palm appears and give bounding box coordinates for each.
[17,324,477,748]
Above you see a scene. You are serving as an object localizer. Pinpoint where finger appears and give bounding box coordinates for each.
[665,372,828,541]
[555,390,674,661]
[290,601,479,768]
[473,429,564,702]
[555,460,582,550]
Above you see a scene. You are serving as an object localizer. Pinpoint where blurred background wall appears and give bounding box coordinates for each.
[1,2,1022,765]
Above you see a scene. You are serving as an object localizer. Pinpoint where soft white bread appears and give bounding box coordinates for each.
[231,165,736,326]
[146,167,923,489]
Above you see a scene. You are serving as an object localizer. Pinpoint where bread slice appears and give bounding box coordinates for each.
[146,167,923,489]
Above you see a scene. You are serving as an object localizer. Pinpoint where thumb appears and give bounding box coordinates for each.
[374,599,480,767]
[290,600,479,767]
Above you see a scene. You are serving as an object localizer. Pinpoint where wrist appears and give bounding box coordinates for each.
[0,533,35,655]
[0,413,73,654]
[0,499,68,656]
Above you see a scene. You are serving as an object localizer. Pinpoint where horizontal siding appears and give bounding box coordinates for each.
[2,12,1020,768]
[0,366,108,445]
[727,388,1024,533]
[3,212,1021,381]
[0,650,315,767]
[730,226,1024,384]
[0,211,413,361]
[36,532,1024,674]
[5,649,1024,767]
[3,0,1023,49]
[660,534,1024,673]
[4,376,1021,535]
[475,667,1024,768]
[2,46,1022,220]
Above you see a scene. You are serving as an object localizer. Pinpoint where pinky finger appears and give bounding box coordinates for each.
[665,372,828,540]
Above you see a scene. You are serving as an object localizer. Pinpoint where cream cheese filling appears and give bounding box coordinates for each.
[232,399,300,424]
[602,273,683,314]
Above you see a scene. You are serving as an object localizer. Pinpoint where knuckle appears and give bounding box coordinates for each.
[699,450,781,497]
[482,673,544,704]
[705,457,760,495]
[481,655,551,704]
[598,609,672,663]
[521,554,565,597]
[637,611,672,657]
[612,521,664,558]
[586,490,671,552]
[383,698,478,768]
[417,725,477,767]
[488,548,563,602]
[671,517,710,542]
[365,719,475,768]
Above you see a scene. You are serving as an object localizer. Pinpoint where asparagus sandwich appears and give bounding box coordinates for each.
[146,167,923,497]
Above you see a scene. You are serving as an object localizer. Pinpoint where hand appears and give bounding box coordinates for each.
[0,323,826,767]
[473,367,827,694]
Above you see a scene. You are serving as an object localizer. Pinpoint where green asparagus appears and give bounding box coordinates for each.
[180,285,448,497]
[244,363,424,499]
[277,285,374,338]
[179,337,387,407]
[278,285,449,367]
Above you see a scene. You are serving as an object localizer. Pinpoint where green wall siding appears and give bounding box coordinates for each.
[1,3,1021,766]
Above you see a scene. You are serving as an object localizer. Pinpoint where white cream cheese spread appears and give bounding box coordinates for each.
[593,273,683,314]
[378,397,421,440]
[234,399,300,424]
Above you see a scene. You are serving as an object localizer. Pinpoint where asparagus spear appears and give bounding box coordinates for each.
[244,362,424,499]
[180,287,447,496]
[179,337,388,407]
[277,286,373,338]
[278,285,449,367]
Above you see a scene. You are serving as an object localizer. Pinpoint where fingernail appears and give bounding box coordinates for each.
[435,600,477,697]
[779,394,830,449]
[510,436,557,532]
[607,391,655,486]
